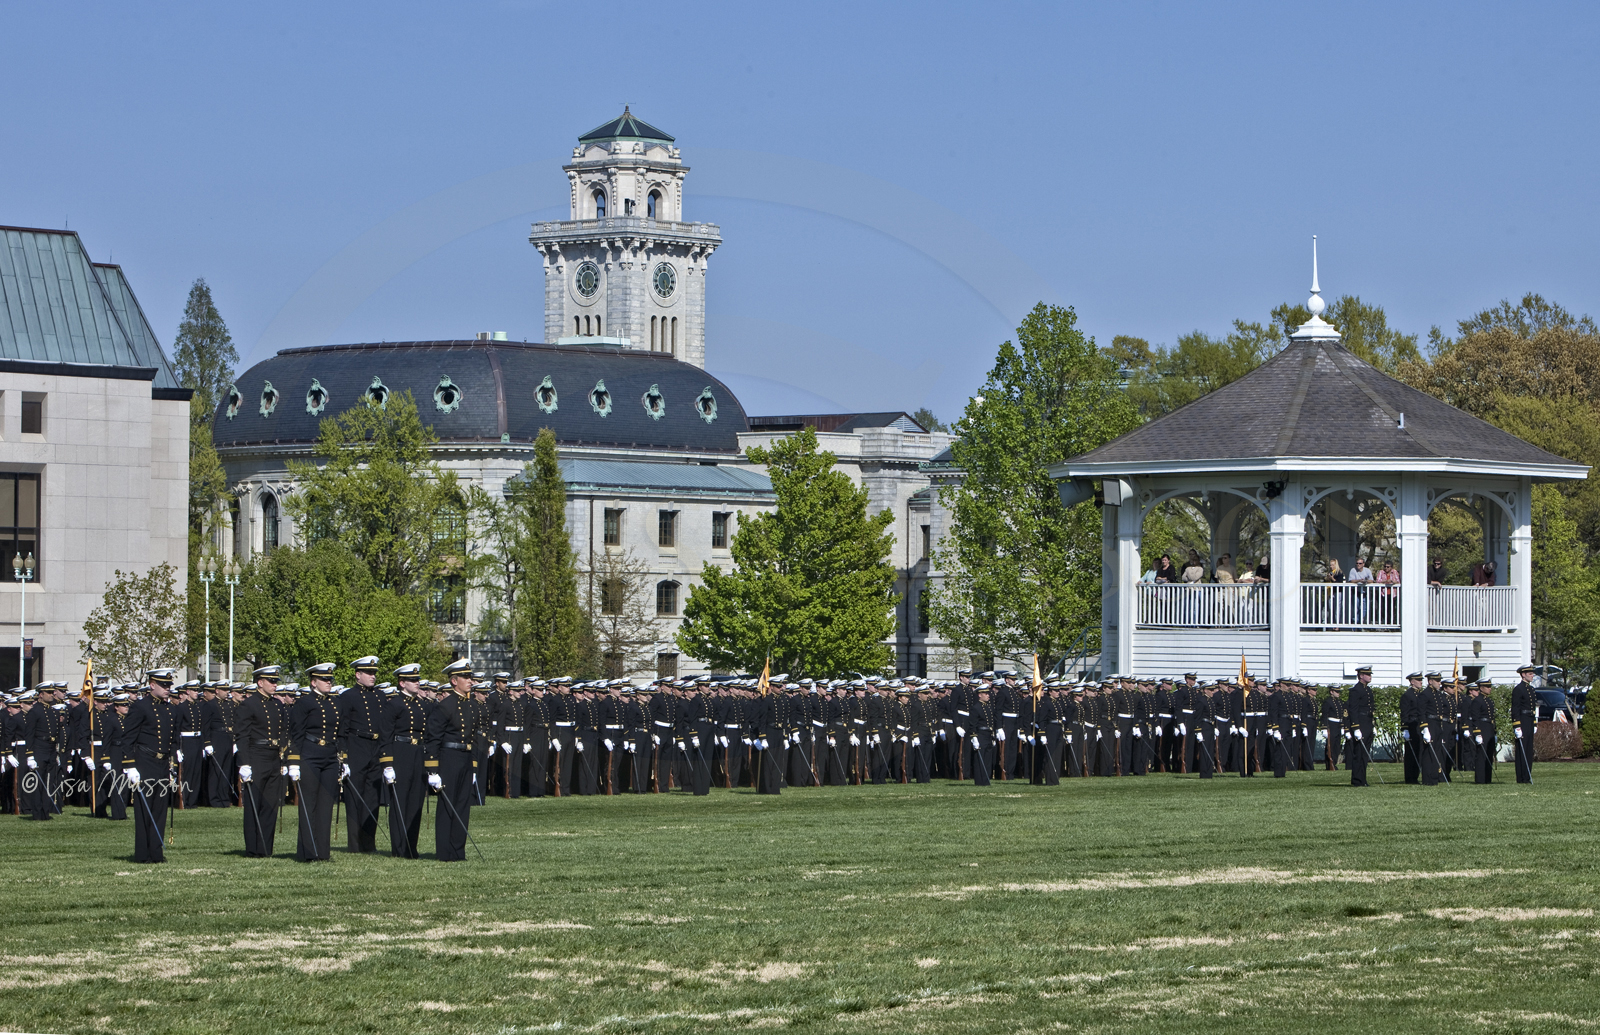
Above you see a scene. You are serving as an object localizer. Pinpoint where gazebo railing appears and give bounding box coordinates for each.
[1429,584,1516,631]
[1137,583,1268,628]
[1301,583,1400,629]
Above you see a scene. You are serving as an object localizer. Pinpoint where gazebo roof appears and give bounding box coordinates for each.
[1058,259,1588,481]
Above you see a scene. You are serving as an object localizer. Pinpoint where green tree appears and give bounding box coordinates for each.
[232,541,448,680]
[931,303,1141,670]
[678,427,897,677]
[1273,295,1419,372]
[79,563,191,681]
[512,429,586,677]
[172,277,238,420]
[1435,292,1598,351]
[583,546,662,679]
[1529,484,1600,672]
[911,407,947,433]
[285,390,463,593]
[1119,320,1280,416]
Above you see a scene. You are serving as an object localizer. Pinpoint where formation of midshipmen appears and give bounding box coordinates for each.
[3,659,1542,863]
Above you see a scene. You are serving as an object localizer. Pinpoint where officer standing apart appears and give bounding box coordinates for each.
[121,669,181,863]
[425,659,482,861]
[339,656,387,852]
[1511,663,1538,783]
[1346,665,1375,787]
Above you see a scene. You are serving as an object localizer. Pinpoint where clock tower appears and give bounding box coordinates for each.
[529,108,721,368]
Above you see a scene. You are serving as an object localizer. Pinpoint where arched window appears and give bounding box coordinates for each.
[261,494,278,554]
[583,315,591,336]
[650,316,657,350]
[656,580,679,616]
[670,317,678,355]
[595,315,602,336]
[574,316,581,335]
[647,191,659,219]
[593,190,606,219]
[229,497,241,556]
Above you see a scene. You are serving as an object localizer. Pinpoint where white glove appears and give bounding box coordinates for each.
[428,773,443,789]
[239,764,254,782]
[552,739,562,751]
[604,738,615,751]
[26,756,37,770]
[125,767,141,784]
[523,743,532,753]
[757,739,768,750]
[488,743,498,756]
[792,731,802,745]
[280,766,288,776]
[383,766,396,783]
[1514,727,1523,739]
[1353,729,1362,741]
[651,735,661,746]
[176,749,185,763]
[501,742,513,754]
[204,745,215,757]
[288,764,301,780]
[1422,727,1433,743]
[849,734,860,746]
[1152,727,1162,738]
[626,743,636,753]
[1114,729,1121,738]
[996,729,1006,742]
[827,737,836,747]
[574,739,584,753]
[1195,730,1204,741]
[1272,731,1282,741]
[1178,724,1187,736]
[956,726,966,737]
[1132,727,1142,738]
[1066,734,1073,744]
[101,761,111,771]
[1474,735,1483,745]
[341,763,352,778]
[911,736,920,747]
[937,730,946,741]
[970,737,980,749]
[691,736,700,748]
[1401,729,1411,740]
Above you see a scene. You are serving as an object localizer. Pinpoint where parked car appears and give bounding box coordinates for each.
[1567,686,1589,720]
[1536,689,1577,723]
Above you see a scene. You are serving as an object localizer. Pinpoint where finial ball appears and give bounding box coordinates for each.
[1307,292,1326,316]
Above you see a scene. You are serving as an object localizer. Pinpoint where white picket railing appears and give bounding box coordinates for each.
[1136,583,1268,628]
[1301,582,1400,629]
[1429,584,1516,631]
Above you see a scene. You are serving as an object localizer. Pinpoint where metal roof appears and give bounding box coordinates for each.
[543,459,773,496]
[0,227,179,389]
[746,411,928,434]
[215,340,751,455]
[578,106,674,144]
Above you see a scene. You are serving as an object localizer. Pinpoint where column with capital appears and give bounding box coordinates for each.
[1398,474,1429,679]
[1266,481,1303,680]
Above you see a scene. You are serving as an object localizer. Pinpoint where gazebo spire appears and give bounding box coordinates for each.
[1290,235,1341,342]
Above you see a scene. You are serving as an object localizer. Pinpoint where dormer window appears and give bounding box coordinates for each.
[593,190,606,219]
[259,381,279,418]
[590,380,612,416]
[366,377,389,408]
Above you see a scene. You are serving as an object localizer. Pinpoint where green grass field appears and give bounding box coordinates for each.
[2,764,1597,1034]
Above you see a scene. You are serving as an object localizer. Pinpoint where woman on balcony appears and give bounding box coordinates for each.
[1376,559,1400,625]
[1214,554,1235,584]
[1181,552,1206,583]
[1154,555,1177,584]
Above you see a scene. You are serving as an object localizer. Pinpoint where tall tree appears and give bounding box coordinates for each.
[285,391,463,593]
[171,278,238,420]
[1118,321,1281,416]
[911,407,947,433]
[79,563,191,681]
[512,429,586,676]
[932,303,1141,670]
[678,427,897,677]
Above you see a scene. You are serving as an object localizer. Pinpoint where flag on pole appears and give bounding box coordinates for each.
[1452,648,1460,684]
[83,660,95,811]
[1032,653,1044,705]
[1239,649,1249,687]
[757,657,770,696]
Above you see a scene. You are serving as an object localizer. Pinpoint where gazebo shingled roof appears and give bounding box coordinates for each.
[1069,336,1579,473]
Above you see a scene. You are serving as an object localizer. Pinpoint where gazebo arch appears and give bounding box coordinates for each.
[1049,244,1588,683]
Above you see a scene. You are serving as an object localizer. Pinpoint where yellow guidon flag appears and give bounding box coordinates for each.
[1452,648,1460,684]
[1239,650,1249,687]
[1032,652,1044,704]
[82,660,95,810]
[757,657,771,695]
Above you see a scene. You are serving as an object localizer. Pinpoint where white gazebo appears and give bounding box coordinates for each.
[1049,251,1589,683]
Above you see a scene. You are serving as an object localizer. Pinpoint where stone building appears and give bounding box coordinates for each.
[0,226,191,686]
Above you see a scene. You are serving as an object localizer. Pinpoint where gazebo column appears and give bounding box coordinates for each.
[1267,481,1303,679]
[1512,476,1533,663]
[1114,484,1141,675]
[1398,474,1428,677]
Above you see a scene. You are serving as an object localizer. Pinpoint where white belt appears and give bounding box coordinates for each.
[504,726,523,731]
[181,731,202,737]
[956,710,970,716]
[1117,713,1133,719]
[654,720,672,727]
[92,740,103,746]
[1002,712,1018,718]
[604,724,623,729]
[723,724,740,729]
[555,721,575,727]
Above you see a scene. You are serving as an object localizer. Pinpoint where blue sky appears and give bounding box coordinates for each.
[6,1,1596,420]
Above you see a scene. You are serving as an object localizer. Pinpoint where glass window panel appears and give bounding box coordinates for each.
[18,477,37,529]
[0,477,14,528]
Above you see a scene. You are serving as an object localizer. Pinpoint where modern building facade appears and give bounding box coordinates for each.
[0,226,191,686]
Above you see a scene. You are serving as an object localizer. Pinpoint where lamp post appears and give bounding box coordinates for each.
[223,557,241,681]
[12,551,34,687]
[198,552,216,680]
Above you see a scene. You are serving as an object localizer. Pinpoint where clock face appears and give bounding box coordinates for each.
[652,262,677,299]
[575,261,600,298]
